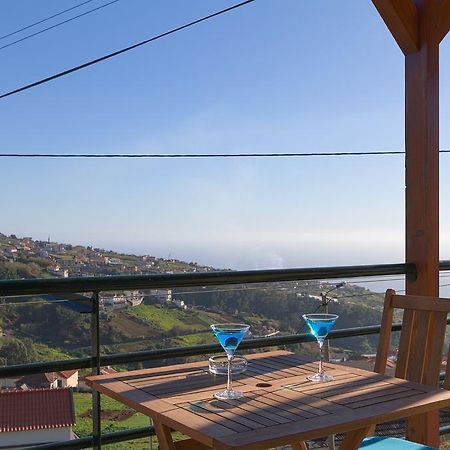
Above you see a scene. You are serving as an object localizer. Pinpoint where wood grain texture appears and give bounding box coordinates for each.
[402,7,441,443]
[372,0,419,54]
[339,426,373,450]
[173,439,211,450]
[374,289,395,374]
[437,0,450,42]
[374,291,450,447]
[86,351,450,450]
[291,443,308,450]
[405,0,440,299]
[154,420,176,450]
[406,410,440,449]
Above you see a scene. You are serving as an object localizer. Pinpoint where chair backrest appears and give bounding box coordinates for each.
[375,289,450,387]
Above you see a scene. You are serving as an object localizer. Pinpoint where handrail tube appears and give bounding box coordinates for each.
[0,262,415,296]
[19,422,450,450]
[439,261,450,271]
[0,322,408,378]
[23,426,155,450]
[23,437,93,450]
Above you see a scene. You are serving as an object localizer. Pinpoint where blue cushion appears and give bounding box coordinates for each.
[360,437,435,449]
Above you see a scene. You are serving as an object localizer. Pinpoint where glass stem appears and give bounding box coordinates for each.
[227,354,233,392]
[319,340,324,375]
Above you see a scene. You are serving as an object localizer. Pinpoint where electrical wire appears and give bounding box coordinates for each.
[0,0,256,101]
[0,0,96,41]
[1,150,450,158]
[0,0,120,52]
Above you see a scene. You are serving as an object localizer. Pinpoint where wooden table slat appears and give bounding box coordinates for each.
[85,350,450,450]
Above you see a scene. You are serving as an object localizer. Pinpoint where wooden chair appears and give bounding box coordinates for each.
[358,289,450,450]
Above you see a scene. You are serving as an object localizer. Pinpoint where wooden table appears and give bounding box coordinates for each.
[86,350,450,450]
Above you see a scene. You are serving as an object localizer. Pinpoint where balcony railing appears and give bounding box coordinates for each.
[2,261,450,449]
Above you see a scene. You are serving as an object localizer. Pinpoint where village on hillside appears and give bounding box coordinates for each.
[0,233,215,278]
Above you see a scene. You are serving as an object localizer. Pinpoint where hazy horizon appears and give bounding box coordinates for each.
[2,1,450,274]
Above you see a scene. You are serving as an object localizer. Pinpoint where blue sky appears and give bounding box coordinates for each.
[1,0,450,270]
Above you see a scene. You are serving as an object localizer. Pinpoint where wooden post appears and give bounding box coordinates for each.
[371,0,450,446]
[405,0,439,298]
[405,3,439,446]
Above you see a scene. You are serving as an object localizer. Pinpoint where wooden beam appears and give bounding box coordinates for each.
[437,0,450,42]
[372,0,419,54]
[405,0,439,299]
[404,1,440,444]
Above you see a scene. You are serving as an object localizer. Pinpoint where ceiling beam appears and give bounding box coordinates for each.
[372,0,419,54]
[437,0,450,42]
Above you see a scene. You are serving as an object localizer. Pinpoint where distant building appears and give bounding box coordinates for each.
[79,366,117,391]
[101,291,143,309]
[173,299,187,310]
[100,366,118,376]
[125,291,144,307]
[0,388,76,449]
[102,293,128,310]
[15,370,78,390]
[46,266,69,278]
[105,257,122,265]
[54,370,78,388]
[45,243,66,253]
[15,373,58,390]
[0,378,18,390]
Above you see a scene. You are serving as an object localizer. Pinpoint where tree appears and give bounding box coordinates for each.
[0,337,38,365]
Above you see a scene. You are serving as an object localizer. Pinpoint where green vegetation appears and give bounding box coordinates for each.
[0,234,387,362]
[173,331,216,346]
[32,343,72,361]
[128,304,197,332]
[0,337,38,365]
[0,261,47,279]
[74,393,149,436]
[73,392,187,449]
[0,232,395,449]
[127,304,227,334]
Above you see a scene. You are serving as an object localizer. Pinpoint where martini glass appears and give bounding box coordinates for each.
[302,314,339,382]
[210,323,250,400]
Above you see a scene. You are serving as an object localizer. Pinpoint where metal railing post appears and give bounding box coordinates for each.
[91,291,101,449]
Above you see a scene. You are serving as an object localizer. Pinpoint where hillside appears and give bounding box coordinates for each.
[0,233,387,367]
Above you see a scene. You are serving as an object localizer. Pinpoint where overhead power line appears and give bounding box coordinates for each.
[0,0,120,52]
[0,0,256,101]
[1,150,450,158]
[0,0,96,41]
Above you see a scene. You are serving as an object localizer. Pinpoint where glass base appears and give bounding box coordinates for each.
[214,389,244,400]
[307,372,335,382]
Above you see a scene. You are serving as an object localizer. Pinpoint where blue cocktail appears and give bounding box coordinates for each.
[210,323,250,400]
[302,314,339,382]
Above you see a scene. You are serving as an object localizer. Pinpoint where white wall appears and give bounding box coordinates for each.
[0,427,74,449]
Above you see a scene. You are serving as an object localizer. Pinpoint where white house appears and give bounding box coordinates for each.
[15,370,78,389]
[173,299,187,310]
[54,370,78,388]
[124,290,144,307]
[0,388,76,449]
[101,291,143,309]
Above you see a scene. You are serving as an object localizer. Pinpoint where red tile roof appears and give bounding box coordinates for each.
[57,370,78,379]
[0,388,75,432]
[100,366,117,375]
[16,372,57,388]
